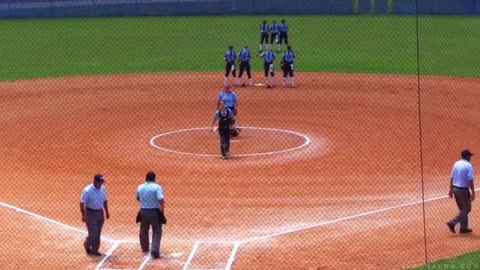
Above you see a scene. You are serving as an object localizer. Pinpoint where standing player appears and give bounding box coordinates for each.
[257,44,276,88]
[224,45,237,86]
[211,100,234,159]
[258,20,270,52]
[270,20,280,52]
[278,19,289,51]
[281,45,295,87]
[217,84,240,137]
[236,45,253,87]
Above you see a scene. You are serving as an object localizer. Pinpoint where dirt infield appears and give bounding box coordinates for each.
[1,72,480,269]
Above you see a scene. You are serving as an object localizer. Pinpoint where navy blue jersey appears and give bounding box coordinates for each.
[214,109,233,129]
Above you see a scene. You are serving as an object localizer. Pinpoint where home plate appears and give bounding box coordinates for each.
[253,83,265,87]
[165,252,183,258]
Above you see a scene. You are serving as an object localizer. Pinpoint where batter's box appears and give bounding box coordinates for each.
[184,241,239,270]
[97,242,146,270]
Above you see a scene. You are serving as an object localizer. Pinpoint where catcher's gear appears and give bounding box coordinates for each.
[230,127,240,137]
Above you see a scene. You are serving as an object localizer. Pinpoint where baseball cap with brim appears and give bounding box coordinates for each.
[461,149,474,157]
[94,174,105,183]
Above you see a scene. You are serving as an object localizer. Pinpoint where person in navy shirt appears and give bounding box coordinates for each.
[270,20,280,52]
[236,45,253,87]
[211,100,234,159]
[224,45,237,86]
[258,19,270,52]
[278,18,289,51]
[281,45,296,87]
[257,44,276,88]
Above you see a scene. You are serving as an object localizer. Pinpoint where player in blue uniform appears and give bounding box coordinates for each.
[224,45,237,86]
[281,45,295,87]
[278,19,289,52]
[257,44,276,88]
[236,45,253,87]
[270,20,280,52]
[258,20,270,52]
[217,84,240,137]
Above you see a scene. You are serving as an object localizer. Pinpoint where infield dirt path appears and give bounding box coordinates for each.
[0,72,479,269]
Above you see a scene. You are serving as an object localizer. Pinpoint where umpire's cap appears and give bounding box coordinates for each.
[94,174,105,183]
[461,149,474,158]
[146,171,156,182]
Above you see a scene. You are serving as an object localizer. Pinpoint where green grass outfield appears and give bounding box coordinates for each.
[1,15,480,81]
[411,250,480,270]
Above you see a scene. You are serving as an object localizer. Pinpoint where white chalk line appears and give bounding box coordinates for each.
[137,256,151,270]
[149,126,312,157]
[3,188,478,270]
[0,200,154,270]
[183,241,240,270]
[182,188,480,270]
[96,242,121,270]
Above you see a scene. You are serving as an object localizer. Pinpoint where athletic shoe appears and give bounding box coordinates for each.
[447,222,456,233]
[151,251,160,259]
[221,155,227,160]
[241,83,246,87]
[460,228,472,234]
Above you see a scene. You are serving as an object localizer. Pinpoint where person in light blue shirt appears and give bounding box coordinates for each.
[136,171,165,258]
[224,45,237,86]
[281,45,296,87]
[80,174,110,256]
[270,20,280,51]
[217,84,240,137]
[259,19,270,52]
[278,18,289,51]
[236,45,253,87]
[447,150,475,234]
[257,44,276,88]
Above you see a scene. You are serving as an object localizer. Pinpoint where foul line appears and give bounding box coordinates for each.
[238,189,480,244]
[149,126,312,157]
[0,200,115,243]
[183,188,480,270]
